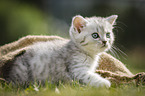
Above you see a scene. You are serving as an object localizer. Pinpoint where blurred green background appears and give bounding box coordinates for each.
[0,0,145,73]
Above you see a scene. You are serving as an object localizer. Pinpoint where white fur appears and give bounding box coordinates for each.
[9,15,117,88]
[69,15,117,88]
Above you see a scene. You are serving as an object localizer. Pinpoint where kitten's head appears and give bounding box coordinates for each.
[69,15,118,55]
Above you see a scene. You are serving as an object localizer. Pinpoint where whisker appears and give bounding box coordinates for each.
[114,21,128,33]
[109,49,117,58]
[116,21,128,28]
[113,28,119,34]
[112,45,127,57]
[111,47,120,59]
[114,26,125,33]
[112,45,127,60]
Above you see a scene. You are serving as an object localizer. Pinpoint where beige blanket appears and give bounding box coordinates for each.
[0,35,144,86]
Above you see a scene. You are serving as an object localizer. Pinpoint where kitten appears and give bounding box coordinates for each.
[6,15,117,88]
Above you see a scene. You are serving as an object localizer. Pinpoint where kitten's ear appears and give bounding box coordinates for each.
[72,15,87,33]
[106,15,118,25]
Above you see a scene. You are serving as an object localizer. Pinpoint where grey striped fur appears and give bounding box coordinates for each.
[6,15,118,88]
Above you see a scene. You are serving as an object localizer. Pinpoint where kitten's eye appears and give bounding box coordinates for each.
[92,33,99,39]
[106,33,110,38]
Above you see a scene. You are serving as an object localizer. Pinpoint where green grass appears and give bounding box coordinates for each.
[1,48,145,96]
[0,54,145,96]
[0,80,145,96]
[1,56,145,96]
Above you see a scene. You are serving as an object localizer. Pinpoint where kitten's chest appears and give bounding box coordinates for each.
[71,52,99,68]
[81,54,99,72]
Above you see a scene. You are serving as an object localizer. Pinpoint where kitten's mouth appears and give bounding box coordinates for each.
[101,45,107,48]
[101,45,106,48]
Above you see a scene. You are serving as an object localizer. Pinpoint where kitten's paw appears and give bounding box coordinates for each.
[97,79,111,88]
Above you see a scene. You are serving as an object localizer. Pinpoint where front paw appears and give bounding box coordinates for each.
[96,79,111,88]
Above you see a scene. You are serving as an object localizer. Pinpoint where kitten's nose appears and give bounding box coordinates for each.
[102,41,107,45]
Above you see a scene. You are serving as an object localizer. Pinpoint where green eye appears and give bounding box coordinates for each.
[106,33,110,38]
[92,33,99,39]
